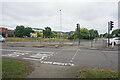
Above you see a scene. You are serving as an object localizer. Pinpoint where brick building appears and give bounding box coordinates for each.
[0,27,15,37]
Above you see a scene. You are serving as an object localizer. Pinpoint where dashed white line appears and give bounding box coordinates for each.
[70,49,79,63]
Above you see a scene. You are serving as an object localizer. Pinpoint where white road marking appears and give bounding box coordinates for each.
[2,48,76,66]
[2,52,29,57]
[39,52,54,54]
[70,49,79,63]
[23,57,74,66]
[23,52,54,61]
[23,58,41,61]
[29,52,54,60]
[1,49,32,52]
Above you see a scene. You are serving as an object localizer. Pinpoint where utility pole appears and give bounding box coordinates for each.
[59,10,62,45]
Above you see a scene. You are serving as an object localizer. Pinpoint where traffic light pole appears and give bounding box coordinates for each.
[77,24,80,46]
[108,21,114,47]
[108,22,110,47]
[78,29,80,46]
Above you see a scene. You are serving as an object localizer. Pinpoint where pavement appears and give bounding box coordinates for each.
[1,46,118,78]
[27,61,80,78]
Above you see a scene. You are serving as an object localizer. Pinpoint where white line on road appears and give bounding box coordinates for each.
[23,57,74,66]
[70,49,79,63]
[0,49,32,52]
[23,58,41,61]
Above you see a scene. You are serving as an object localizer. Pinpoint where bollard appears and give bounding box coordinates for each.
[112,42,114,48]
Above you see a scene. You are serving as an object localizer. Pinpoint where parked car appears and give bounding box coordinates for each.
[0,35,5,42]
[107,37,120,46]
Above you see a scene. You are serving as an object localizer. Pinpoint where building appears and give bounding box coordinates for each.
[32,28,44,38]
[32,28,43,33]
[30,33,37,38]
[0,28,8,31]
[0,27,15,37]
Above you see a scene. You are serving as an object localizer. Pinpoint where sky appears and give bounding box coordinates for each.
[0,0,119,34]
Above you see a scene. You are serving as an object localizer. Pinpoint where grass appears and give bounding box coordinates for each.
[2,59,33,79]
[78,69,119,79]
[5,37,70,42]
[70,39,90,42]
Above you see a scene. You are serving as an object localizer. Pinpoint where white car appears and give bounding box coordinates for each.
[0,35,5,42]
[107,37,120,45]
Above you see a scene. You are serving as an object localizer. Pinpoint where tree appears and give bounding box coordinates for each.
[14,25,25,37]
[35,31,41,37]
[80,28,89,39]
[43,27,52,38]
[94,30,99,37]
[72,28,89,39]
[72,30,78,39]
[14,25,34,37]
[51,31,56,38]
[63,34,69,39]
[99,34,103,38]
[57,32,63,39]
[24,27,34,37]
[68,34,74,40]
[111,29,120,37]
[102,33,113,38]
[103,33,108,38]
[89,29,95,40]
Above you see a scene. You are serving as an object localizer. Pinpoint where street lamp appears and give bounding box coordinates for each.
[59,10,62,45]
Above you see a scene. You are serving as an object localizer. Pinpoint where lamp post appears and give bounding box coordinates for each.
[59,10,62,45]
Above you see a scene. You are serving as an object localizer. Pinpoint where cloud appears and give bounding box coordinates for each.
[0,0,119,2]
[1,1,118,34]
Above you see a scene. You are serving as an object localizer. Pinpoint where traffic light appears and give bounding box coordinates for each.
[77,24,80,32]
[110,21,114,30]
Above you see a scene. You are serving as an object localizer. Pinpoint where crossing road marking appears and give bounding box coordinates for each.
[70,49,79,63]
[23,57,74,66]
[1,49,32,52]
[2,52,29,57]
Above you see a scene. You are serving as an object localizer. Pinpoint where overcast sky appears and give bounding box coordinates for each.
[0,0,119,34]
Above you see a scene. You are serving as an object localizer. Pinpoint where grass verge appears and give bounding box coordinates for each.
[5,37,70,42]
[78,69,119,79]
[2,59,33,79]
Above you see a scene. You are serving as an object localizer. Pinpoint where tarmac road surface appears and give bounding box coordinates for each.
[1,46,118,70]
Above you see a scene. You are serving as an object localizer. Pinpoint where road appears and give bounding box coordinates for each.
[2,46,118,70]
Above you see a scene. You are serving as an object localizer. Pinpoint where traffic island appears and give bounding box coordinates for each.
[2,42,73,48]
[32,45,45,48]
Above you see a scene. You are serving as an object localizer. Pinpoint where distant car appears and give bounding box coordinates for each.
[0,35,5,42]
[107,37,120,46]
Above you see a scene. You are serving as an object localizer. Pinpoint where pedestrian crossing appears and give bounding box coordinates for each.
[2,51,75,66]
